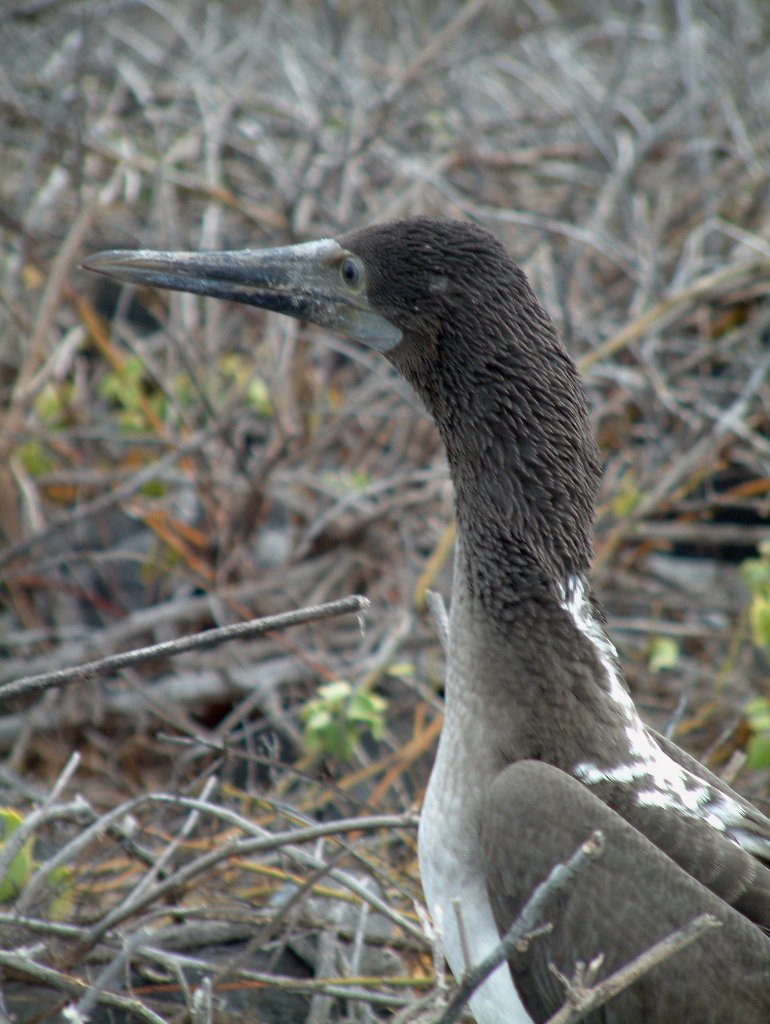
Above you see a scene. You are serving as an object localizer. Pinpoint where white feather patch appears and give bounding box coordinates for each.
[560,577,749,838]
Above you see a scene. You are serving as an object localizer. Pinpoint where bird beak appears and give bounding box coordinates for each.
[81,238,402,352]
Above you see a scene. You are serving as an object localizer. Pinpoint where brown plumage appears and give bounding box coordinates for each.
[84,218,770,1023]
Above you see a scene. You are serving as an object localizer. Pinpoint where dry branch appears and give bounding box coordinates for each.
[545,913,720,1024]
[0,595,369,704]
[435,831,604,1024]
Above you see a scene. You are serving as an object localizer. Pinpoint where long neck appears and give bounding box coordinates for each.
[400,306,639,769]
[426,309,600,620]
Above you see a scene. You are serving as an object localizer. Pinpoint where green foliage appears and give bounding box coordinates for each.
[139,478,167,498]
[0,809,34,902]
[98,355,163,432]
[744,699,770,771]
[610,473,644,519]
[34,381,75,426]
[385,661,415,678]
[740,540,770,653]
[19,383,77,476]
[97,353,274,434]
[647,636,679,674]
[740,543,770,768]
[46,864,75,920]
[301,680,387,762]
[220,355,273,417]
[320,469,372,495]
[17,439,54,477]
[0,808,74,917]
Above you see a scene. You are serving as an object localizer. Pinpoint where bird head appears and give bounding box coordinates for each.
[83,218,600,586]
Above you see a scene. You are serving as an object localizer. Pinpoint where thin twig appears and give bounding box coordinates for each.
[0,595,370,704]
[578,257,770,372]
[435,830,605,1024]
[544,912,720,1024]
[80,808,419,948]
[0,949,168,1024]
[0,434,212,575]
[0,752,86,905]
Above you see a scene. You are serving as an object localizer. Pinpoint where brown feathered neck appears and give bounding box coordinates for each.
[341,218,601,610]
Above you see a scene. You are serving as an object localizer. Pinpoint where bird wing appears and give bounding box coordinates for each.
[481,760,770,1024]
[652,727,770,861]
[572,729,770,929]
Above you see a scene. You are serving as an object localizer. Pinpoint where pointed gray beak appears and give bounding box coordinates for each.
[81,238,402,352]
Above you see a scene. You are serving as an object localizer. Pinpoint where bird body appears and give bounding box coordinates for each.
[420,549,533,1023]
[84,218,770,1022]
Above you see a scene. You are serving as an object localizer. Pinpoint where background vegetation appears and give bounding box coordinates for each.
[1,0,769,1020]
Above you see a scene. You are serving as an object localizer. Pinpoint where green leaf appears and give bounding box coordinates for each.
[348,692,387,728]
[749,594,770,652]
[610,475,643,519]
[306,707,332,731]
[317,680,352,706]
[747,732,770,771]
[648,636,680,674]
[17,440,54,477]
[0,809,34,902]
[34,382,73,426]
[386,661,415,678]
[320,470,372,495]
[740,558,770,591]
[140,479,167,498]
[245,376,274,417]
[0,809,23,840]
[219,356,273,417]
[47,865,74,920]
[745,698,770,734]
[300,681,387,762]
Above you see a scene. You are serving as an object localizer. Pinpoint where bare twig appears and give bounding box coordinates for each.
[435,830,604,1024]
[544,912,720,1024]
[0,949,167,1024]
[0,595,370,704]
[80,807,419,948]
[578,257,770,372]
[0,434,212,575]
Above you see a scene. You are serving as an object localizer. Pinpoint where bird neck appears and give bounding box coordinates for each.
[428,336,600,619]
[403,307,632,766]
[446,516,640,774]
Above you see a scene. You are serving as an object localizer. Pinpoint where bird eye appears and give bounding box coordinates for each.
[340,257,363,289]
